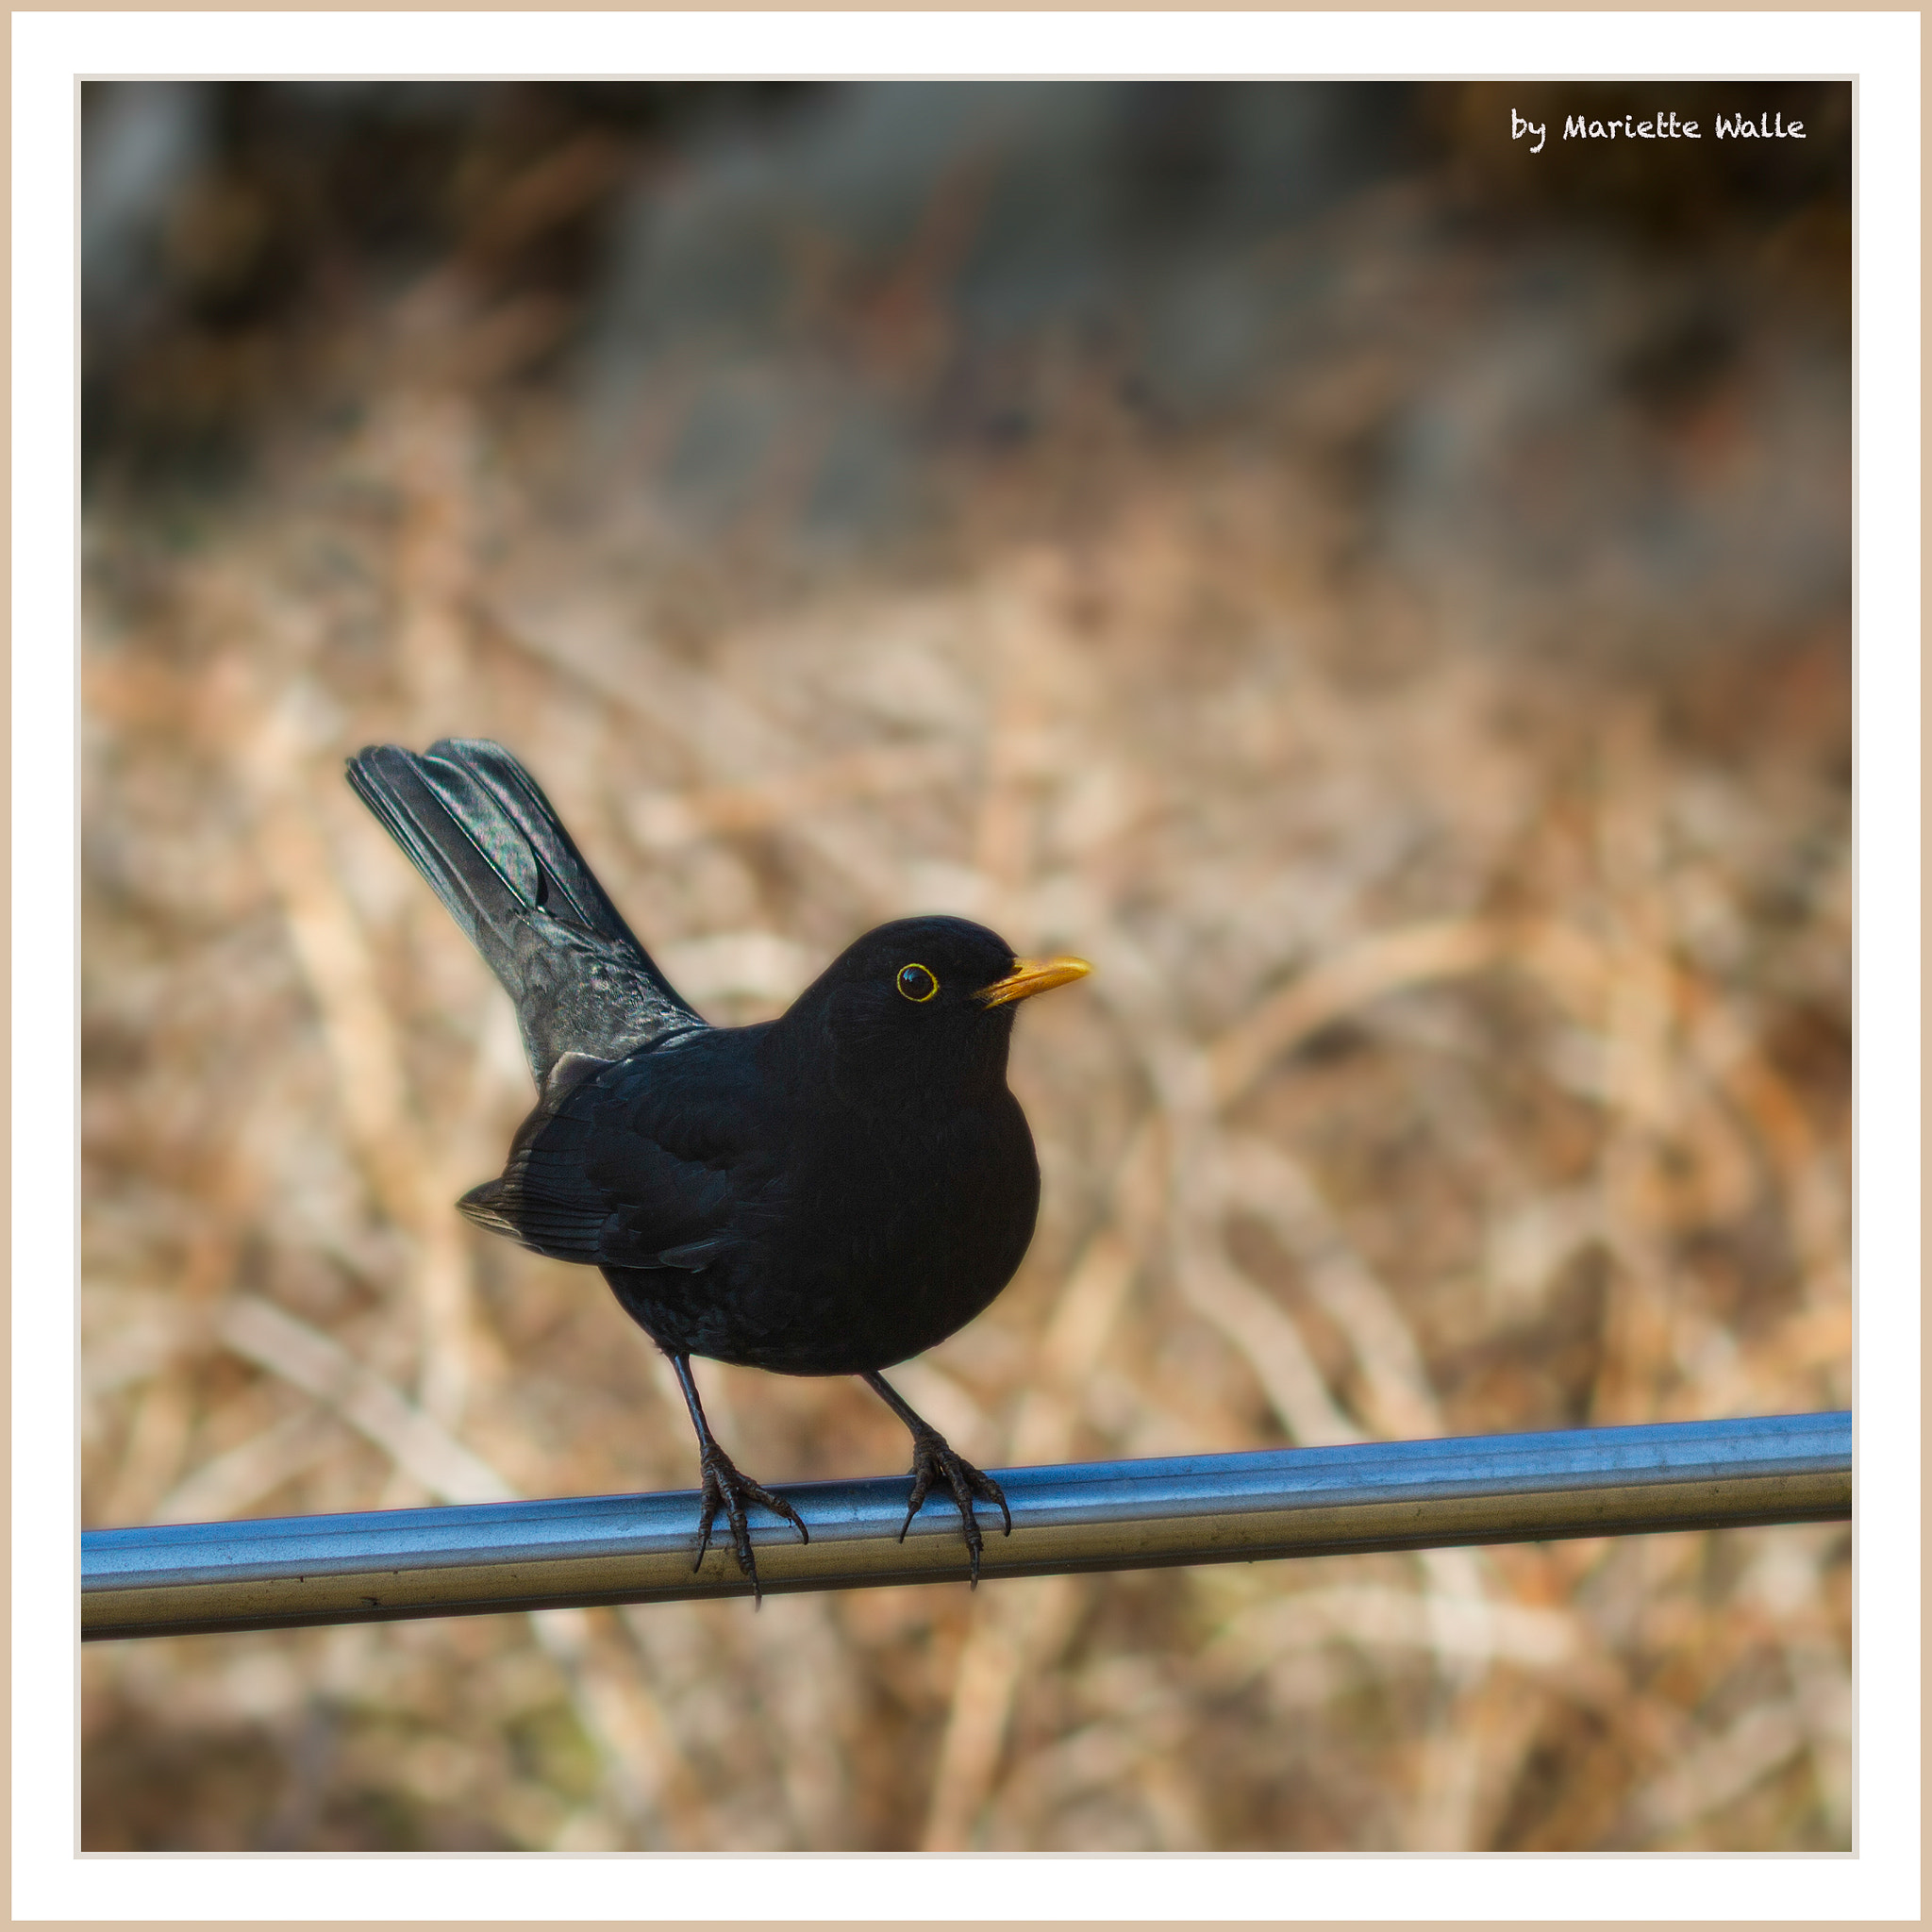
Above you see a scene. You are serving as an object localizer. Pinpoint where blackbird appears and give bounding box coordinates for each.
[347,739,1090,1598]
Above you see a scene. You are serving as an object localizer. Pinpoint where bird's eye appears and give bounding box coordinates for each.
[896,962,940,1003]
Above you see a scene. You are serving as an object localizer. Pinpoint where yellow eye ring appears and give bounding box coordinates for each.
[896,962,940,1004]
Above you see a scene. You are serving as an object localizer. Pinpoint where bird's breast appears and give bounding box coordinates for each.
[752,1087,1039,1369]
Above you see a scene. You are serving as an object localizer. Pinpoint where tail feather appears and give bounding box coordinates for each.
[347,741,703,1084]
[347,746,527,963]
[425,739,644,955]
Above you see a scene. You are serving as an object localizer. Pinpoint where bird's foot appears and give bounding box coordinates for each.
[694,1442,808,1607]
[897,1427,1012,1588]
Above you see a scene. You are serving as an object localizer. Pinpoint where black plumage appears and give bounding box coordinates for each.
[346,739,1090,1596]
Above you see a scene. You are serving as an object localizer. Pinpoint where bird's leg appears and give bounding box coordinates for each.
[860,1370,1012,1588]
[667,1353,807,1607]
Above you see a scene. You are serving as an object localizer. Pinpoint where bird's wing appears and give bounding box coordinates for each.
[458,1035,778,1272]
[347,740,704,1086]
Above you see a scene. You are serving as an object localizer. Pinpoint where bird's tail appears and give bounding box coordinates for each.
[346,739,703,1083]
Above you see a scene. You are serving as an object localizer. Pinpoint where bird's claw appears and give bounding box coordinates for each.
[895,1426,1012,1587]
[693,1442,808,1607]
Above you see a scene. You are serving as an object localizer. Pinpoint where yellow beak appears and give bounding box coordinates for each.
[976,956,1093,1008]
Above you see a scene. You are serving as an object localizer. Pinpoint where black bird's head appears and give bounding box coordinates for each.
[785,914,1091,1105]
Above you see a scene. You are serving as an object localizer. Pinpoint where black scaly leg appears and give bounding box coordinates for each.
[861,1370,1012,1587]
[668,1352,807,1606]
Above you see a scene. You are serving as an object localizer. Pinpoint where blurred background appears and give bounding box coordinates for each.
[81,81,1851,1852]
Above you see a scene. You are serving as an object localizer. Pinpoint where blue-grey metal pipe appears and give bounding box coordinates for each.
[82,1411,1850,1640]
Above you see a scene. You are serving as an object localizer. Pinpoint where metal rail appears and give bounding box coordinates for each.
[83,1411,1850,1641]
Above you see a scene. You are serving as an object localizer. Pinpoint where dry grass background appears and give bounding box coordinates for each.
[80,82,1850,1853]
